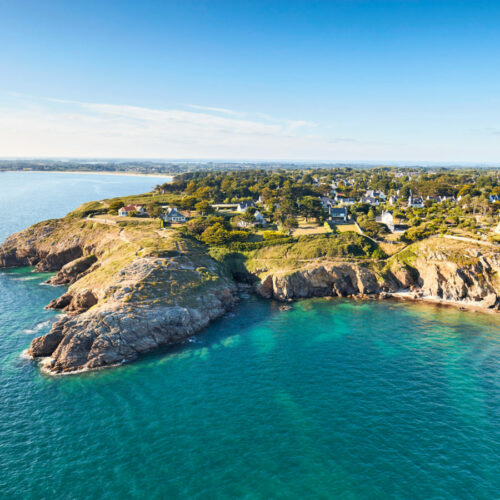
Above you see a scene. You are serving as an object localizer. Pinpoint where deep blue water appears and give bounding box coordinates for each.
[0,172,499,499]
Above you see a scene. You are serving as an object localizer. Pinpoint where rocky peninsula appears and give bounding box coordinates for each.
[1,202,498,374]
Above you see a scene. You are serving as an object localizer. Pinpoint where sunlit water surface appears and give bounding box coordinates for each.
[0,172,499,499]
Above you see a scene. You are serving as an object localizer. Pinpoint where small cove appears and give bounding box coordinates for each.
[0,172,499,499]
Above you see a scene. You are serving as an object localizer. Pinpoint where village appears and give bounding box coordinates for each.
[93,168,499,254]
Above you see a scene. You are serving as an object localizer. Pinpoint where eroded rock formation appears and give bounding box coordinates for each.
[0,214,498,375]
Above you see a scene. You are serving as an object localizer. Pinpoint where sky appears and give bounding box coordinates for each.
[0,0,499,163]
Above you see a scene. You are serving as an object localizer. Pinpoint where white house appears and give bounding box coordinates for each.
[254,210,267,226]
[162,207,187,223]
[236,201,256,212]
[118,204,147,216]
[236,210,267,228]
[376,211,395,232]
[360,195,380,206]
[365,190,386,200]
[335,195,356,205]
[408,194,424,208]
[320,197,336,210]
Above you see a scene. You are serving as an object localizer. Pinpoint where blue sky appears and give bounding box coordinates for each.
[0,0,499,162]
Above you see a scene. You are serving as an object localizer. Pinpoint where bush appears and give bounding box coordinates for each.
[200,223,250,245]
[262,230,288,240]
[226,237,294,251]
[371,247,387,259]
[402,223,436,242]
[285,233,379,259]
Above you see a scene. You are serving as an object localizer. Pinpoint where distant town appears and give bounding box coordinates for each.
[77,167,500,257]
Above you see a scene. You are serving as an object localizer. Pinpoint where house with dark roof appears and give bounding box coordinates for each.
[408,194,424,208]
[360,195,380,206]
[236,201,256,212]
[320,197,336,210]
[162,207,187,223]
[236,210,268,228]
[329,207,347,222]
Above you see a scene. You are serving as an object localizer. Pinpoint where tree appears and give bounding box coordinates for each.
[146,203,161,218]
[300,196,323,222]
[108,199,124,214]
[194,200,213,216]
[282,217,298,232]
[200,223,231,245]
[275,198,297,224]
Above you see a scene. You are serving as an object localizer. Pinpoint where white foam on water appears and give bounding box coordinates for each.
[19,349,32,360]
[23,319,54,334]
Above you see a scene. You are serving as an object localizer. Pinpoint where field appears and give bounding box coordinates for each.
[291,218,328,236]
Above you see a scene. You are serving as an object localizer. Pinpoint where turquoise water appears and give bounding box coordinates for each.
[1,173,499,499]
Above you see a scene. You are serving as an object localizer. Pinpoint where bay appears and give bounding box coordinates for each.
[0,172,499,499]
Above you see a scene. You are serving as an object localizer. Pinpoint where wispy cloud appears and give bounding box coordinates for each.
[0,94,361,159]
[186,104,242,116]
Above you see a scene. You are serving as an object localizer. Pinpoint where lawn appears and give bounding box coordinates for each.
[291,217,328,236]
[333,223,359,233]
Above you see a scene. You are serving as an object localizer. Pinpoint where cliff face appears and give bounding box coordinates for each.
[1,213,498,375]
[253,237,499,310]
[1,216,237,373]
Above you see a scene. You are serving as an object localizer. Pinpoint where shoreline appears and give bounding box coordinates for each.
[1,170,174,180]
[26,291,499,376]
[388,291,499,314]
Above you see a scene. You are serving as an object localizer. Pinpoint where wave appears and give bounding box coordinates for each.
[23,319,54,334]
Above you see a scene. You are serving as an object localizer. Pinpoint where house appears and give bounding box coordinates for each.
[489,194,500,203]
[236,210,267,228]
[118,204,147,217]
[320,196,336,210]
[388,195,400,205]
[335,195,356,205]
[365,190,386,200]
[236,201,256,212]
[329,207,347,222]
[360,196,380,206]
[439,196,456,203]
[376,211,395,232]
[253,211,267,226]
[408,194,424,208]
[162,207,187,223]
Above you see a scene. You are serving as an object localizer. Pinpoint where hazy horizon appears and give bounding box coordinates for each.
[1,1,499,162]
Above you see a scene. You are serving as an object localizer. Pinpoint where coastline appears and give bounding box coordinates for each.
[390,291,499,314]
[1,170,174,180]
[27,292,500,376]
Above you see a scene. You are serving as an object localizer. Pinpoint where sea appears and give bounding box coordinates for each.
[0,171,499,499]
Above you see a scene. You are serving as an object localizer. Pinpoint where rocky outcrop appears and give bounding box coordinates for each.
[0,219,93,270]
[1,214,498,375]
[30,286,236,373]
[0,215,240,373]
[257,263,386,301]
[255,238,499,311]
[46,289,98,314]
[46,254,97,285]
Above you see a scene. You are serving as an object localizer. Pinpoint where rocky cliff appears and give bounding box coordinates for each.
[253,236,499,310]
[1,211,498,374]
[1,214,237,373]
